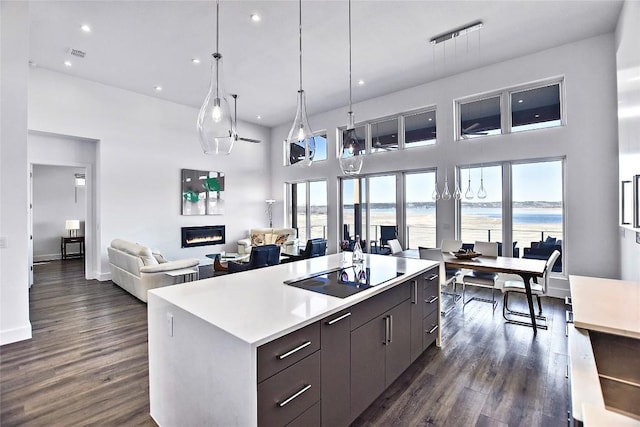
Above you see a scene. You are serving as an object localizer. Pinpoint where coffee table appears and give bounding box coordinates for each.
[206,253,250,272]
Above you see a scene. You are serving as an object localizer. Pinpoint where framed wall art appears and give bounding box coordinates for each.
[181,169,225,215]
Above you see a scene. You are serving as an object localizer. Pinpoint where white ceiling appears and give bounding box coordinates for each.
[28,0,623,128]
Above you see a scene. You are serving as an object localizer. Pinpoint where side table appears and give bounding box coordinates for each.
[164,268,200,284]
[61,236,85,260]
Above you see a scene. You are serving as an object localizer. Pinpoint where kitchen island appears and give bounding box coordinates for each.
[148,253,440,427]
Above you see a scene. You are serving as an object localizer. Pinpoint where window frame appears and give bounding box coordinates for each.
[455,77,565,141]
[288,179,328,242]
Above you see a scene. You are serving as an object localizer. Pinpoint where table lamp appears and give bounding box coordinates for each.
[65,219,80,237]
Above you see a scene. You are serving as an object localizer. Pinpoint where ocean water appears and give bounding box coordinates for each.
[373,207,562,225]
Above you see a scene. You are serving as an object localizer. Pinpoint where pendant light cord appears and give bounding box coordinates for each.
[298,0,303,92]
[348,0,352,113]
[214,0,220,99]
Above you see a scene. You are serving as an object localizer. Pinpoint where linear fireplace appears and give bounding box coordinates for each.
[181,225,225,248]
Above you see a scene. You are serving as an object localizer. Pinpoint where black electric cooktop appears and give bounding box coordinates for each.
[284,265,403,298]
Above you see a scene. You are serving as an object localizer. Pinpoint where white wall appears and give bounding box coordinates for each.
[28,68,272,279]
[270,34,620,297]
[1,1,31,345]
[616,0,640,282]
[32,165,87,261]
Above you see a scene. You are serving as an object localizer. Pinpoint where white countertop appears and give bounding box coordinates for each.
[149,253,438,347]
[569,275,640,339]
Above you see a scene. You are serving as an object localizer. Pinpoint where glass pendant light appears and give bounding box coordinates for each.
[477,166,487,199]
[197,0,235,155]
[465,167,475,199]
[286,0,315,167]
[453,169,462,200]
[431,177,441,201]
[442,168,452,200]
[340,0,363,176]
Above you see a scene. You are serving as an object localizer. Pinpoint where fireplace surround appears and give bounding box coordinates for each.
[181,225,225,248]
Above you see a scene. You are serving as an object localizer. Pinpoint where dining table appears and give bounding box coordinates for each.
[395,249,548,335]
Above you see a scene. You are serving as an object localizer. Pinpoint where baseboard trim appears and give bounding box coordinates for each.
[96,271,112,282]
[0,323,32,346]
[33,254,61,262]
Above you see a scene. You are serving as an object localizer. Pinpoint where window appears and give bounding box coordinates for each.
[288,132,327,165]
[371,118,399,153]
[405,171,437,248]
[459,96,502,139]
[457,79,564,140]
[341,175,397,249]
[456,159,565,273]
[405,110,436,148]
[290,180,327,243]
[511,84,561,132]
[340,126,365,157]
[512,160,563,271]
[459,165,503,243]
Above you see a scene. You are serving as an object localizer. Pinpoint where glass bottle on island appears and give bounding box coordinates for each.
[352,235,364,264]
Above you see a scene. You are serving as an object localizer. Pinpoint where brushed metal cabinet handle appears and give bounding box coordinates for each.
[326,312,351,325]
[426,324,438,334]
[425,296,438,304]
[426,274,438,281]
[388,315,393,343]
[277,341,312,360]
[383,316,389,344]
[412,280,418,304]
[278,384,312,407]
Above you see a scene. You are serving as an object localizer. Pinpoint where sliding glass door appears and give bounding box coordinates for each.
[405,171,437,248]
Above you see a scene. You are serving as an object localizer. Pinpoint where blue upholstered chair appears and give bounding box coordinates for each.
[227,244,280,273]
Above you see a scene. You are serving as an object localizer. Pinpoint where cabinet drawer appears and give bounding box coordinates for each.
[258,322,320,383]
[258,351,321,427]
[423,279,439,317]
[423,311,438,350]
[286,401,320,427]
[350,280,410,330]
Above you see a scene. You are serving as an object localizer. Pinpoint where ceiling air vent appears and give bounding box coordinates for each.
[68,48,86,58]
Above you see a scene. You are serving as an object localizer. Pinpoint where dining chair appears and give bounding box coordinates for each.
[501,249,560,329]
[462,241,499,310]
[440,239,463,298]
[387,238,403,255]
[418,247,459,315]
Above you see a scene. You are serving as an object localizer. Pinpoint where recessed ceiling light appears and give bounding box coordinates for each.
[518,99,524,103]
[191,58,201,64]
[64,60,72,67]
[256,115,262,120]
[357,79,365,85]
[154,86,162,91]
[428,118,433,121]
[80,24,91,33]
[250,14,261,22]
[534,114,540,118]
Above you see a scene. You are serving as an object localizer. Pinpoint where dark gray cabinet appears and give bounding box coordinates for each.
[320,310,352,427]
[258,269,440,427]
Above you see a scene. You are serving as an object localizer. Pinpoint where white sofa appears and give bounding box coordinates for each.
[107,239,200,302]
[237,228,298,255]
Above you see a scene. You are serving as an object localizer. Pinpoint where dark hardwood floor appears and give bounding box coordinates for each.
[0,260,568,426]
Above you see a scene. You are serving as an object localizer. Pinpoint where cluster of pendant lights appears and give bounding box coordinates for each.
[197,0,359,174]
[432,168,487,201]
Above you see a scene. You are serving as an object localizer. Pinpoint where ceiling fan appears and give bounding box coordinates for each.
[230,94,261,144]
[461,122,488,138]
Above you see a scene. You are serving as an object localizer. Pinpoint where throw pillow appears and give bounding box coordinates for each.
[151,249,168,264]
[274,234,288,246]
[251,233,265,246]
[137,246,159,266]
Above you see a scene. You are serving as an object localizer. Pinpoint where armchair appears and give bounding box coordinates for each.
[227,244,280,274]
[281,238,327,263]
[370,225,397,255]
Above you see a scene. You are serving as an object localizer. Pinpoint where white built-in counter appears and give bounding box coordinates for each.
[568,275,640,426]
[147,253,438,427]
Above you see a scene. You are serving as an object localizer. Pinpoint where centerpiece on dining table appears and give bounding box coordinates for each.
[452,249,482,260]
